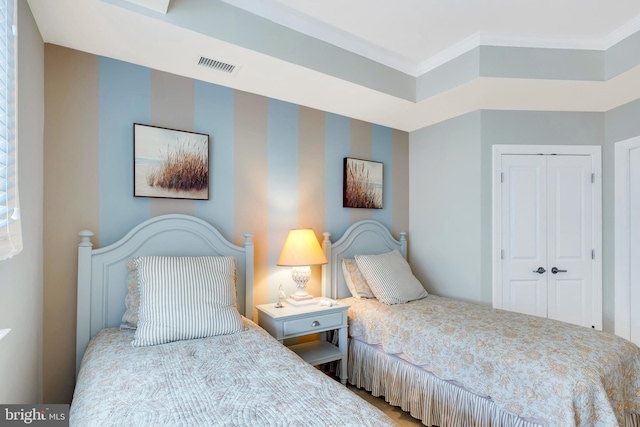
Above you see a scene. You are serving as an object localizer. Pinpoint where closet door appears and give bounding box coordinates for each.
[501,155,548,318]
[500,154,595,328]
[546,156,593,327]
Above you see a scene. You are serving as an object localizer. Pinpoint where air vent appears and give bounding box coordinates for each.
[196,56,239,75]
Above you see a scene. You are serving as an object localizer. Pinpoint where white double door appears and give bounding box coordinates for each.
[499,153,601,329]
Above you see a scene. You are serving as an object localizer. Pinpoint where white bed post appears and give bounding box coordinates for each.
[76,230,94,377]
[399,232,407,259]
[321,232,332,298]
[243,233,254,320]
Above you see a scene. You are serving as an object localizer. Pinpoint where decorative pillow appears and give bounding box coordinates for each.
[120,258,140,330]
[355,250,428,305]
[132,256,243,347]
[342,258,375,299]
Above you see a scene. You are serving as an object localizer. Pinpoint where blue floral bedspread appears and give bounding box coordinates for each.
[346,295,640,427]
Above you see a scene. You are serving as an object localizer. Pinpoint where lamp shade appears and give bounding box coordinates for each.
[277,229,328,267]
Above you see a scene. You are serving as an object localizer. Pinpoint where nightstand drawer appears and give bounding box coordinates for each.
[283,312,343,336]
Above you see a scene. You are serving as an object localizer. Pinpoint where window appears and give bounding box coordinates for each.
[0,0,19,261]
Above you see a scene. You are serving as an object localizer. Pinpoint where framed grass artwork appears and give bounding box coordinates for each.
[134,123,209,200]
[343,157,383,209]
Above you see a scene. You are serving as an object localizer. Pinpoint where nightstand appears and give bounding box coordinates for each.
[256,299,349,384]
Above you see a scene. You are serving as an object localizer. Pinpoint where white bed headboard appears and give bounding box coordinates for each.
[322,220,406,300]
[76,214,254,374]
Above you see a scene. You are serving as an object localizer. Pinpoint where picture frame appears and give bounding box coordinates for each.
[134,123,209,200]
[343,157,383,209]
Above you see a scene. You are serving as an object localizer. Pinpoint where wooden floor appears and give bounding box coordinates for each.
[346,384,425,426]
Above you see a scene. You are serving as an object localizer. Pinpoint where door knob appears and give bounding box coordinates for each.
[533,267,546,274]
[551,267,567,274]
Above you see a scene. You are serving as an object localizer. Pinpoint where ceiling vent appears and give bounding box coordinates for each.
[196,56,240,76]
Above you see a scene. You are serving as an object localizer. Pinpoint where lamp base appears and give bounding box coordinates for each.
[286,266,317,306]
[286,296,317,306]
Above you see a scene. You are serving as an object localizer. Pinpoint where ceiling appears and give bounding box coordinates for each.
[26,0,640,131]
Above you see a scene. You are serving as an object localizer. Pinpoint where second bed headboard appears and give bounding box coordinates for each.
[322,220,406,300]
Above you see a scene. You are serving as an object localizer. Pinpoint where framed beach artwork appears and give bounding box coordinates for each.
[134,123,209,200]
[343,157,383,209]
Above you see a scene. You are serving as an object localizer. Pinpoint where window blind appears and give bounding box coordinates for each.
[0,0,20,261]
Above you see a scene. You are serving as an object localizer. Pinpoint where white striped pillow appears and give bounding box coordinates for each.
[132,256,243,347]
[355,250,428,305]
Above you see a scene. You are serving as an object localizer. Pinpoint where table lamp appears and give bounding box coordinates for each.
[277,229,328,306]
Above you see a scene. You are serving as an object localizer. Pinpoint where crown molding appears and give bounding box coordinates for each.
[221,0,640,78]
[219,0,418,75]
[604,14,640,48]
[477,32,604,50]
[414,31,607,76]
[414,33,482,76]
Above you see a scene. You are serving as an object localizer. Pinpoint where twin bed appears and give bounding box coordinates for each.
[322,220,640,427]
[71,215,640,427]
[70,215,395,427]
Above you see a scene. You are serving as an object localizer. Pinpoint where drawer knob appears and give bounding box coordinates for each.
[311,320,320,327]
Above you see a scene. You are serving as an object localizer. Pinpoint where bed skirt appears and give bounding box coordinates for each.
[347,338,640,427]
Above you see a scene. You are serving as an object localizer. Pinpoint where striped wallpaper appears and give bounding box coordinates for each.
[43,45,409,402]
